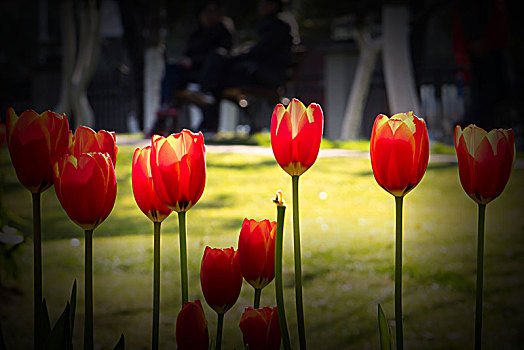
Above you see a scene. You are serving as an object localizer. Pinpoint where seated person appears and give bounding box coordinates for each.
[200,0,297,98]
[160,1,235,106]
[194,0,298,133]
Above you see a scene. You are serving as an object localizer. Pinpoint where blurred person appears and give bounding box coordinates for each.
[151,1,234,136]
[194,0,298,133]
[452,0,512,129]
[162,1,234,103]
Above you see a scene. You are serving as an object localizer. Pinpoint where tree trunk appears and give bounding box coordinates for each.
[340,31,382,140]
[55,0,76,116]
[71,0,101,128]
[55,0,101,128]
[143,47,165,135]
[382,4,420,114]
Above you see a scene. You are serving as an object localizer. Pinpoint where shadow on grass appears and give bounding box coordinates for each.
[194,193,235,209]
[354,162,456,177]
[207,159,276,170]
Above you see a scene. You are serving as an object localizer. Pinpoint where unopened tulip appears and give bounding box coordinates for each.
[239,307,281,350]
[200,246,242,314]
[270,98,323,349]
[69,125,118,165]
[370,111,429,197]
[150,129,206,212]
[455,124,515,349]
[270,98,323,176]
[454,125,514,205]
[370,111,429,349]
[53,152,117,231]
[6,108,69,193]
[238,218,276,290]
[132,146,172,222]
[175,300,209,350]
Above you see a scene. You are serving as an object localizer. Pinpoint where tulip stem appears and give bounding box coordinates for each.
[152,221,161,350]
[254,288,261,309]
[292,175,307,350]
[178,211,189,305]
[216,312,224,350]
[394,196,403,350]
[84,229,94,350]
[32,192,43,350]
[475,203,486,350]
[275,200,292,350]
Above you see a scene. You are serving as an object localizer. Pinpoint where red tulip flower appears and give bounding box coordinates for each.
[370,111,429,197]
[69,125,118,165]
[239,307,281,350]
[132,146,172,222]
[270,98,324,176]
[200,246,242,314]
[53,152,117,231]
[150,129,206,212]
[238,218,277,290]
[175,300,209,350]
[454,125,515,205]
[6,108,69,193]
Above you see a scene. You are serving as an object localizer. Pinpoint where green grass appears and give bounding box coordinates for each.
[207,131,459,155]
[1,144,523,349]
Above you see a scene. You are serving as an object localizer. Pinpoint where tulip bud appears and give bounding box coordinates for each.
[200,246,242,314]
[454,124,515,204]
[175,300,209,350]
[370,111,429,197]
[6,108,69,193]
[270,98,324,176]
[239,306,281,350]
[150,129,206,212]
[132,146,172,222]
[238,218,277,289]
[53,152,117,230]
[69,125,118,165]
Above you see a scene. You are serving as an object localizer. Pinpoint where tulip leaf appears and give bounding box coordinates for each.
[0,320,7,350]
[69,280,77,336]
[113,333,125,350]
[45,302,71,350]
[378,304,393,350]
[38,299,52,348]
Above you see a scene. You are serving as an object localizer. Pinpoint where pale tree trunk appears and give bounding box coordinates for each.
[382,4,420,115]
[55,0,101,128]
[340,30,382,140]
[55,0,76,116]
[143,47,165,134]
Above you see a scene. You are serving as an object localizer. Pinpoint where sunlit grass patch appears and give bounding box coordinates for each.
[1,144,523,349]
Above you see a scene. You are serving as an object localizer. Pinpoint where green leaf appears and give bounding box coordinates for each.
[45,302,71,350]
[37,299,52,348]
[0,320,7,350]
[69,280,77,336]
[113,334,125,350]
[378,304,392,350]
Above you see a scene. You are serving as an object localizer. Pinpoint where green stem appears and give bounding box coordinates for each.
[215,312,224,350]
[253,288,262,309]
[292,175,307,350]
[84,229,94,350]
[32,193,42,350]
[152,221,161,350]
[178,211,188,305]
[475,203,486,350]
[394,196,403,350]
[275,202,291,350]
